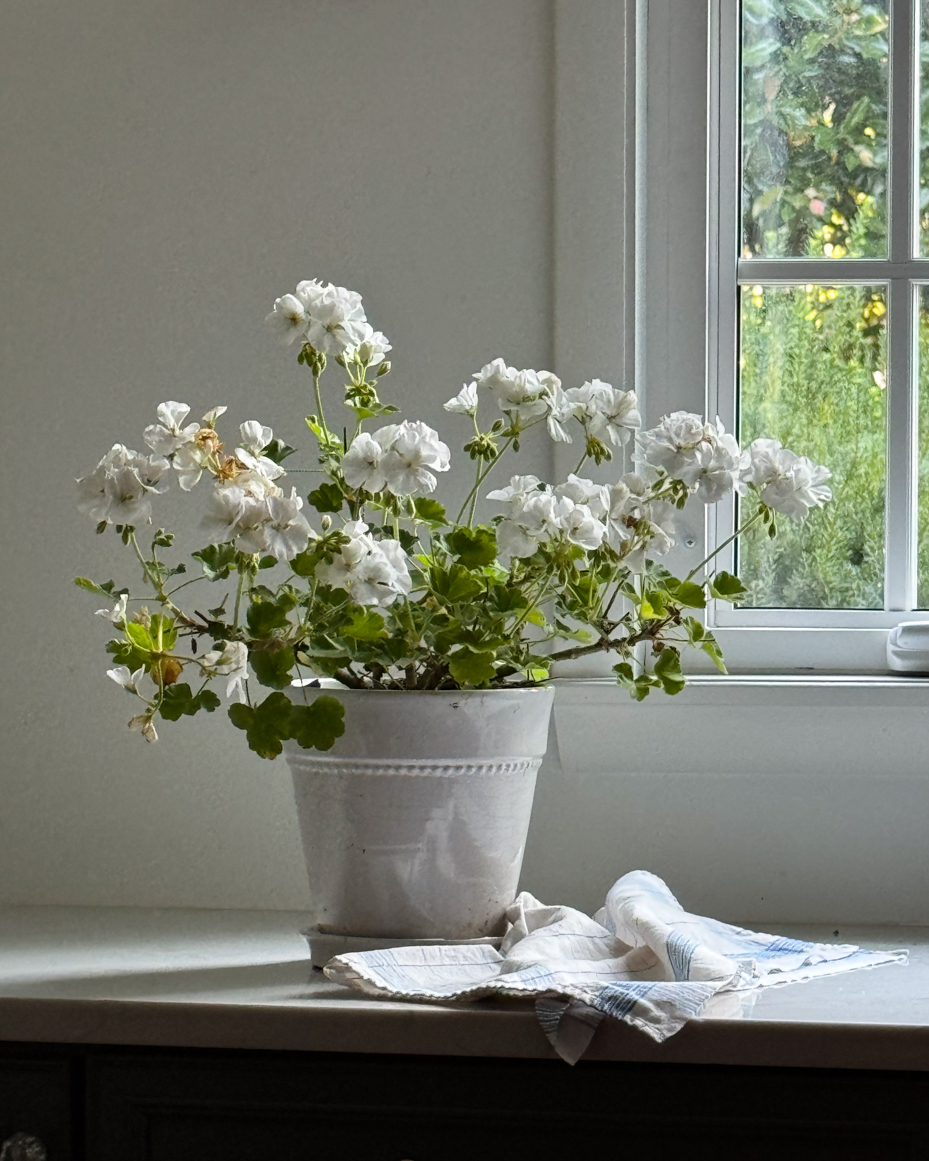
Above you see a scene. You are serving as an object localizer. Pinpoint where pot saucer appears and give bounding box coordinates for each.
[303,927,503,970]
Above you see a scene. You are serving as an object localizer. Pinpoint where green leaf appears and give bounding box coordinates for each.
[446,526,498,568]
[159,683,221,721]
[431,564,484,605]
[125,622,154,652]
[152,528,174,548]
[708,571,748,601]
[449,650,497,687]
[412,498,448,526]
[669,580,707,609]
[250,644,297,689]
[106,638,150,671]
[308,482,344,514]
[653,646,686,695]
[702,632,727,674]
[192,542,238,581]
[258,555,277,570]
[246,599,291,637]
[74,577,120,597]
[228,691,293,760]
[263,439,297,465]
[613,661,636,690]
[341,609,388,642]
[291,545,324,578]
[288,696,345,751]
[148,613,177,651]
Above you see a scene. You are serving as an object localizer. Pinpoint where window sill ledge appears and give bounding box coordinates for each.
[551,673,929,710]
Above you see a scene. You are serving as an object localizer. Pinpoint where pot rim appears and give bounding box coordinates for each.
[293,683,554,696]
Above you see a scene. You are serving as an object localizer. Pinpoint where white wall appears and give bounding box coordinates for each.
[0,0,554,909]
[2,0,927,927]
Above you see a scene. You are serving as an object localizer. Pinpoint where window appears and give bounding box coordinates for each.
[705,0,929,670]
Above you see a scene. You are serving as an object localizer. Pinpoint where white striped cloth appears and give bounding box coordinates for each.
[324,870,907,1063]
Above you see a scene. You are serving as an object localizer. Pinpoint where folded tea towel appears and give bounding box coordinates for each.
[324,870,908,1064]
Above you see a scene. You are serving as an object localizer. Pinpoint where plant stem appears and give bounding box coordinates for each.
[233,567,246,628]
[129,533,195,625]
[313,368,330,439]
[455,438,514,524]
[683,508,765,584]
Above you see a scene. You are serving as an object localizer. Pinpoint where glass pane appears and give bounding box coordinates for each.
[741,0,889,260]
[917,286,929,604]
[737,283,886,608]
[920,1,929,253]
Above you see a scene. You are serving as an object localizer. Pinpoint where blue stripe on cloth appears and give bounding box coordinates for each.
[592,980,712,1022]
[666,931,698,980]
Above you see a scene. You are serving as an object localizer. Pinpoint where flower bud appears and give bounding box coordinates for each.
[377,360,391,377]
[321,514,332,532]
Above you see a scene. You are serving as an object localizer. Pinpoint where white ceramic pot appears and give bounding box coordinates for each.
[285,686,554,949]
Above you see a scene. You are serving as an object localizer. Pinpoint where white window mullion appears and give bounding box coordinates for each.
[706,0,740,589]
[885,0,918,611]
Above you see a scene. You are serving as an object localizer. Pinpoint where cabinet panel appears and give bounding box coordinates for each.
[86,1053,929,1161]
[0,1059,72,1160]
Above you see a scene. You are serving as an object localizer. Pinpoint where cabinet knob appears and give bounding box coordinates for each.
[0,1134,47,1161]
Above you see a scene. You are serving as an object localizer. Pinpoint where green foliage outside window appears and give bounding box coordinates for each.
[738,0,929,607]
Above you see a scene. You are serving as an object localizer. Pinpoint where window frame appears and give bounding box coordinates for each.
[707,0,928,670]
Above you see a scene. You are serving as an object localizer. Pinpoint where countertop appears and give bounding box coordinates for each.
[0,907,925,1071]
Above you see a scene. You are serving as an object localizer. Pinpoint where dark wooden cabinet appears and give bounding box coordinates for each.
[0,1043,927,1160]
[0,1056,72,1159]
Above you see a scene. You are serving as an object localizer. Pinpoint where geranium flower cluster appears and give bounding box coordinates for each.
[266,279,390,364]
[342,421,450,497]
[637,411,832,514]
[316,521,412,607]
[75,276,834,757]
[446,361,642,448]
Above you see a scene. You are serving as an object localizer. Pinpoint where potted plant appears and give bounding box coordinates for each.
[75,278,831,954]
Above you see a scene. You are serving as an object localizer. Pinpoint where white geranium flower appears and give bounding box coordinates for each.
[172,442,209,491]
[605,472,676,555]
[107,665,144,693]
[125,451,171,493]
[444,382,479,416]
[266,293,309,345]
[582,382,641,448]
[96,593,129,624]
[143,402,200,457]
[77,446,171,522]
[201,640,249,703]
[201,406,227,425]
[486,474,545,505]
[201,485,259,545]
[103,466,154,525]
[740,439,832,519]
[495,491,560,560]
[316,522,412,607]
[304,284,368,355]
[233,448,286,486]
[263,488,315,562]
[554,475,610,520]
[342,431,391,493]
[553,498,607,551]
[238,421,273,457]
[690,420,742,504]
[638,411,719,485]
[564,381,609,428]
[377,538,413,598]
[474,360,548,420]
[294,279,328,312]
[381,420,451,497]
[345,323,392,366]
[540,375,576,443]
